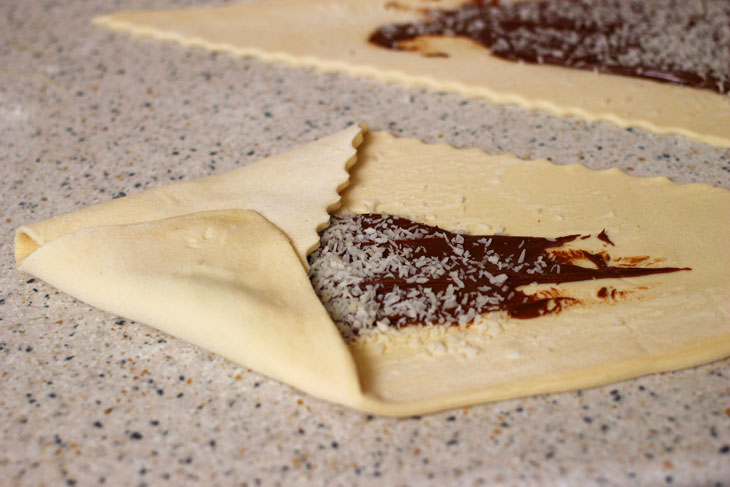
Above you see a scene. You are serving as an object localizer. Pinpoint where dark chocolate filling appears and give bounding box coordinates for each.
[308,213,689,339]
[369,0,730,94]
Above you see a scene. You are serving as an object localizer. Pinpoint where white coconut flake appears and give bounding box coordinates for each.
[308,213,576,342]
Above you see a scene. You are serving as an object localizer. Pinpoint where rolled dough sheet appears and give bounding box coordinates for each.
[92,0,730,147]
[15,127,730,416]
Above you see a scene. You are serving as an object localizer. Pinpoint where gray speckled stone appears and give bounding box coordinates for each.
[1,1,729,486]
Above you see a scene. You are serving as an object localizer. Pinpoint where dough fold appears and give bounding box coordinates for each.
[15,124,365,267]
[19,210,362,404]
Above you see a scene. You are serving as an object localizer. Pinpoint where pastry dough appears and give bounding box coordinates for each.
[15,126,730,416]
[19,210,362,405]
[15,125,364,267]
[92,0,730,147]
[339,131,730,410]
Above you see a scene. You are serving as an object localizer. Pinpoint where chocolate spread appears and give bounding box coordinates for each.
[308,213,689,339]
[369,0,730,94]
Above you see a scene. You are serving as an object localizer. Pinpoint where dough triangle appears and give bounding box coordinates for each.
[19,210,362,405]
[15,124,365,267]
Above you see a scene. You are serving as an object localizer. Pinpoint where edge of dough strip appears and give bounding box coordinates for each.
[91,0,730,147]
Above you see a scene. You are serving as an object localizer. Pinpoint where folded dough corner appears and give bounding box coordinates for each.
[15,126,730,417]
[15,125,366,410]
[16,124,365,267]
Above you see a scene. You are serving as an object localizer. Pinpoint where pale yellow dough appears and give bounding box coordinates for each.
[16,127,730,416]
[16,124,364,267]
[340,132,730,411]
[92,0,730,147]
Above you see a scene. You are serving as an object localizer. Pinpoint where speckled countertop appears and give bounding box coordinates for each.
[1,1,729,486]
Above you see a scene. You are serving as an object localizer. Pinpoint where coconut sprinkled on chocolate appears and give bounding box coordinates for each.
[308,213,689,341]
[370,0,730,94]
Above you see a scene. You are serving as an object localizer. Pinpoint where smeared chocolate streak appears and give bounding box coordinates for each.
[369,0,730,94]
[309,214,689,334]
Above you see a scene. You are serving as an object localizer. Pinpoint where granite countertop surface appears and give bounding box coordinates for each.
[2,1,729,486]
